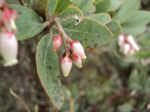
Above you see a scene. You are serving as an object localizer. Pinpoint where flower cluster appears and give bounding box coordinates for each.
[53,34,86,77]
[118,33,140,56]
[0,0,18,66]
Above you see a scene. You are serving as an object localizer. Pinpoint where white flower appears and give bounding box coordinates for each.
[127,35,140,51]
[70,41,86,59]
[0,32,18,66]
[61,56,72,77]
[123,43,130,55]
[118,34,140,56]
[72,54,82,68]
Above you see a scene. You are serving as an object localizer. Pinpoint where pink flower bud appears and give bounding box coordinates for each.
[53,35,62,51]
[72,54,82,68]
[61,56,72,77]
[127,35,140,51]
[0,7,17,32]
[0,0,5,5]
[0,32,18,66]
[70,41,86,59]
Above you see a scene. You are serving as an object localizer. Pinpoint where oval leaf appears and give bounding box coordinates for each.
[78,0,95,16]
[62,17,113,48]
[10,5,44,40]
[58,6,84,20]
[95,0,111,13]
[109,0,123,11]
[72,0,82,7]
[47,0,72,18]
[46,0,57,17]
[106,19,121,38]
[113,0,140,23]
[88,13,111,24]
[122,11,150,35]
[54,0,72,15]
[36,34,64,110]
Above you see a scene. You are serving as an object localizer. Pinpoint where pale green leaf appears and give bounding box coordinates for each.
[10,5,44,40]
[107,19,121,38]
[46,0,57,17]
[72,0,82,7]
[78,0,95,16]
[47,0,72,18]
[54,0,72,15]
[128,70,143,91]
[36,34,64,109]
[58,6,84,20]
[119,103,133,112]
[113,0,140,23]
[95,0,111,13]
[122,11,150,35]
[62,17,113,48]
[88,13,111,24]
[109,0,123,11]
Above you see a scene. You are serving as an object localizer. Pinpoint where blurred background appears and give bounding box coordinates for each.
[1,0,150,112]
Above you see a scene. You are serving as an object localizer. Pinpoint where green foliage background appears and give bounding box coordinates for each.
[1,0,150,112]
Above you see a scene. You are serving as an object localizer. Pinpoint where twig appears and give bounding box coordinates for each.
[54,18,72,42]
[67,90,74,112]
[10,88,31,112]
[54,18,72,51]
[44,21,50,28]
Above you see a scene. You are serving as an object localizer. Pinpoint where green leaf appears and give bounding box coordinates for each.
[122,11,150,35]
[128,70,143,91]
[36,34,64,109]
[58,6,84,20]
[108,20,122,58]
[138,32,150,50]
[10,5,44,40]
[72,0,82,7]
[119,103,133,112]
[122,25,145,35]
[78,0,95,16]
[145,78,150,94]
[62,17,113,48]
[136,50,150,59]
[46,0,57,17]
[109,0,123,11]
[95,0,111,13]
[47,0,72,17]
[106,19,121,38]
[113,0,140,23]
[54,0,72,15]
[88,13,111,24]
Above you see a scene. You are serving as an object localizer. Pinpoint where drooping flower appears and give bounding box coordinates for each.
[118,34,140,55]
[123,43,130,55]
[0,0,5,6]
[53,35,62,51]
[0,6,18,32]
[72,53,82,68]
[118,33,125,50]
[70,41,86,59]
[61,56,72,77]
[0,32,18,66]
[127,35,140,51]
